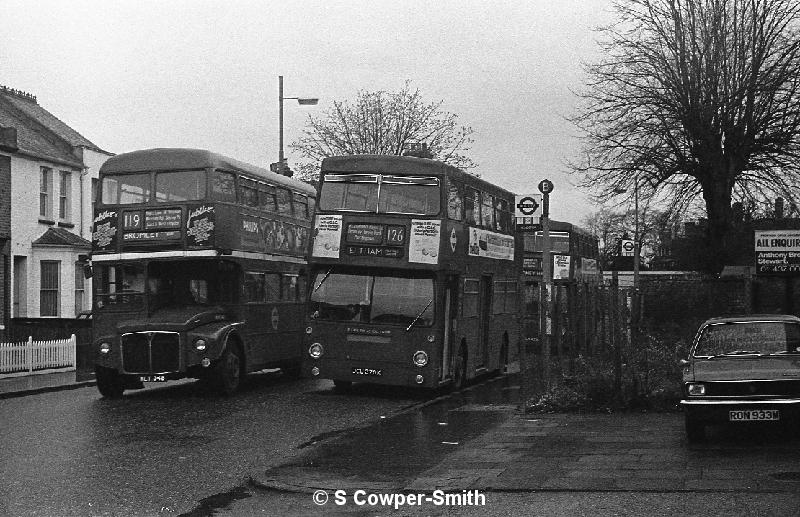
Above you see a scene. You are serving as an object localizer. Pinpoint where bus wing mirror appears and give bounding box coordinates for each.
[83,264,93,279]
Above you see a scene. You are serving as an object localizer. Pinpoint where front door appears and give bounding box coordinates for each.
[478,275,492,368]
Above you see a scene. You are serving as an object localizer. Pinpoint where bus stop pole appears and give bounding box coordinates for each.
[540,191,552,390]
[536,179,555,391]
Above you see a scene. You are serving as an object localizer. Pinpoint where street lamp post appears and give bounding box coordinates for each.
[632,175,640,333]
[278,75,318,175]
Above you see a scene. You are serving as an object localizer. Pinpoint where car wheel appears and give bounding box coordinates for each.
[95,366,124,398]
[685,414,705,443]
[333,380,352,392]
[215,343,242,396]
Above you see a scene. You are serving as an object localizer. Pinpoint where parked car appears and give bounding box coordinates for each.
[680,314,800,442]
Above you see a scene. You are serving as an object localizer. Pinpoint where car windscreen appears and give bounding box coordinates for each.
[694,321,800,356]
[309,269,434,326]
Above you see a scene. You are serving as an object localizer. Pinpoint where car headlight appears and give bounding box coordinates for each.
[309,343,324,358]
[99,342,111,354]
[413,351,428,367]
[194,338,207,352]
[687,383,705,396]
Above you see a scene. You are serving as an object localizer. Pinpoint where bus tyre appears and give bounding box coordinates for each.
[215,342,242,396]
[96,366,124,398]
[453,345,467,390]
[333,380,352,392]
[685,414,705,443]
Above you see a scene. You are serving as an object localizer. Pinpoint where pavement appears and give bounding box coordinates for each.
[4,368,800,496]
[0,369,95,399]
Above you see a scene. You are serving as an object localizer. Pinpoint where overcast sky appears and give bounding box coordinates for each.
[1,0,615,223]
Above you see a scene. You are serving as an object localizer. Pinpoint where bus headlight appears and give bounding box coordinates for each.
[687,383,705,396]
[309,343,324,359]
[413,351,428,367]
[99,342,111,354]
[194,339,207,352]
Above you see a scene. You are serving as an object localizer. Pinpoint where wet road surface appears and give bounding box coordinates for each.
[0,370,434,516]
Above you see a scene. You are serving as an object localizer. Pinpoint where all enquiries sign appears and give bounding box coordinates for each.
[755,229,800,275]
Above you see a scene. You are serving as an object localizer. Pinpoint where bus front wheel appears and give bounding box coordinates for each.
[215,342,242,396]
[96,366,124,398]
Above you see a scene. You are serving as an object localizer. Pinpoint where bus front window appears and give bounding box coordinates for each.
[310,270,434,326]
[319,173,440,215]
[147,260,237,310]
[94,263,145,308]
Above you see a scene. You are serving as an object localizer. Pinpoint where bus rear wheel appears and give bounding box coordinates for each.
[96,366,124,398]
[215,342,242,396]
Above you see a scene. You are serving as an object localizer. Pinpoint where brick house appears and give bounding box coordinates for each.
[0,86,112,329]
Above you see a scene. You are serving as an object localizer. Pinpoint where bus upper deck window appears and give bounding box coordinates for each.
[211,170,237,202]
[465,187,480,225]
[101,173,151,205]
[155,170,206,202]
[447,180,463,220]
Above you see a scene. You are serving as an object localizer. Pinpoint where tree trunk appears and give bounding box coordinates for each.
[701,178,734,274]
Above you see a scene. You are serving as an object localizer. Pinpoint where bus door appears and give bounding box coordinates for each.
[478,275,492,368]
[441,275,459,381]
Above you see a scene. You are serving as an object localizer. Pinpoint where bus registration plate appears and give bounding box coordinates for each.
[352,367,382,377]
[139,375,167,382]
[729,409,779,421]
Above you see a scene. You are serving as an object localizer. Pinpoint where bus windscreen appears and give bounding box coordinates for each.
[310,270,434,326]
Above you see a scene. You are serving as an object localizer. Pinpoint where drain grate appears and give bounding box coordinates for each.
[770,472,800,482]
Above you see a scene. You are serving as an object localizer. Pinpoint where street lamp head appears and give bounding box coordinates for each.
[296,98,319,105]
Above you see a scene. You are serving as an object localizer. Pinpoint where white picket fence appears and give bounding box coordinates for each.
[0,334,76,378]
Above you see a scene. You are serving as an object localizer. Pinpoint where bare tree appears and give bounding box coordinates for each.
[572,0,800,272]
[290,81,475,181]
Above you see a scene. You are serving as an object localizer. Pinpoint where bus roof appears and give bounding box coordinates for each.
[321,154,515,199]
[101,148,316,197]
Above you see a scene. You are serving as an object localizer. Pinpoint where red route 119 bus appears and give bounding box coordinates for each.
[303,155,521,390]
[90,148,315,397]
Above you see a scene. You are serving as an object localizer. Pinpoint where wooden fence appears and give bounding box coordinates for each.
[0,334,76,378]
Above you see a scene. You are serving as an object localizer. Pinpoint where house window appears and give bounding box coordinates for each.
[75,262,85,316]
[59,171,71,220]
[40,167,52,218]
[40,261,60,317]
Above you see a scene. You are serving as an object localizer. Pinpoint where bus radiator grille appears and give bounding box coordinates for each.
[121,332,180,374]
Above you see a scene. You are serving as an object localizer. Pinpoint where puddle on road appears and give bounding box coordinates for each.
[266,374,519,483]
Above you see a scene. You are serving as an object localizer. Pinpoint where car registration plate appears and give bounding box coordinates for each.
[352,367,382,377]
[138,375,167,382]
[729,409,780,421]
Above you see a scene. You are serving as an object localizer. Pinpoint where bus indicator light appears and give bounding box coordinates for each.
[415,375,424,384]
[311,367,320,376]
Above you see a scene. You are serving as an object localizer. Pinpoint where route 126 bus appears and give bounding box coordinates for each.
[90,148,315,396]
[303,155,520,390]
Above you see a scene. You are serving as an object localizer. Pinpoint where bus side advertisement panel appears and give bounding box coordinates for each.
[467,227,515,261]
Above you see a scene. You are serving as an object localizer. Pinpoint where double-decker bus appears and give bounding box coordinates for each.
[303,155,520,390]
[90,148,315,397]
